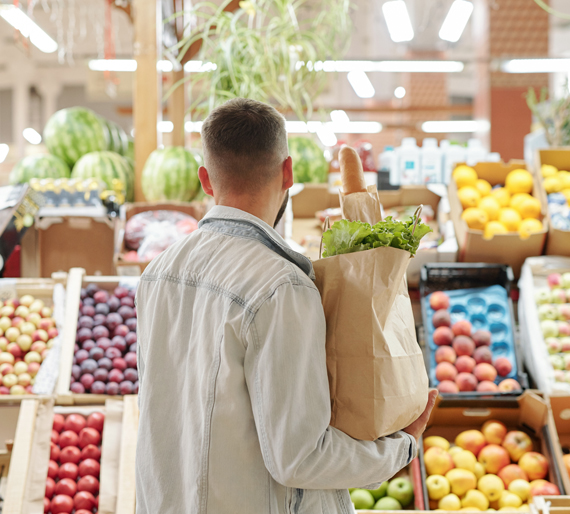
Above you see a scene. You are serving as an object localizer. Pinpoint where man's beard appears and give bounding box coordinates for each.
[273,190,290,228]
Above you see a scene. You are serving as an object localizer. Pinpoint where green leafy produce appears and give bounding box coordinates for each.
[322,217,432,258]
[289,136,328,183]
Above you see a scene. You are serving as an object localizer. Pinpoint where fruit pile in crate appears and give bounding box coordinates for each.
[535,272,570,383]
[46,412,103,513]
[426,290,521,394]
[71,283,137,395]
[423,420,559,512]
[350,474,417,511]
[0,295,58,395]
[454,165,544,239]
[540,164,570,231]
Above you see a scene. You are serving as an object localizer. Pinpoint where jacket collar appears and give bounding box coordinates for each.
[199,205,315,280]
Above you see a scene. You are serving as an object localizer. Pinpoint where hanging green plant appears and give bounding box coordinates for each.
[166,0,353,121]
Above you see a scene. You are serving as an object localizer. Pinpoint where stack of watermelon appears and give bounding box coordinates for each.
[10,107,135,201]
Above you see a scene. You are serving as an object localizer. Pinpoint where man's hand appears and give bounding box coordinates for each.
[403,389,438,442]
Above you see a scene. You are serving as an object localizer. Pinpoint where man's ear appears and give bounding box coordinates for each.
[282,156,294,190]
[198,166,214,196]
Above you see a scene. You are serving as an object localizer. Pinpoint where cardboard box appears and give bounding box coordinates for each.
[291,184,340,218]
[21,212,116,277]
[535,149,570,257]
[56,268,139,405]
[549,395,570,496]
[449,161,547,277]
[114,201,206,276]
[2,397,136,514]
[421,391,566,509]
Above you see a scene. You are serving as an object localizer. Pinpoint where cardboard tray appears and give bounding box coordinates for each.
[449,161,547,278]
[56,268,139,405]
[113,201,206,276]
[419,263,528,398]
[0,275,67,404]
[2,396,138,514]
[535,148,570,257]
[549,395,570,497]
[420,392,566,510]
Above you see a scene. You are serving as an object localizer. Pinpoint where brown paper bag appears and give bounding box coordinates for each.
[313,187,429,441]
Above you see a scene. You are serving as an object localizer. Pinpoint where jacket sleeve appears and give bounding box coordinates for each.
[244,281,417,490]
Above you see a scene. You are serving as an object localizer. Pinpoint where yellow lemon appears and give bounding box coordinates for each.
[454,165,478,188]
[484,221,508,240]
[462,208,489,230]
[544,176,563,193]
[561,189,570,203]
[478,196,501,221]
[558,171,570,190]
[505,169,533,195]
[516,197,542,219]
[510,193,533,210]
[498,208,521,231]
[476,179,492,197]
[458,187,482,209]
[541,164,558,177]
[518,218,543,239]
[508,480,530,502]
[490,187,511,208]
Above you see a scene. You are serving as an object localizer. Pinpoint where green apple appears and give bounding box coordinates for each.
[350,489,375,510]
[387,477,413,507]
[373,496,402,510]
[370,481,388,501]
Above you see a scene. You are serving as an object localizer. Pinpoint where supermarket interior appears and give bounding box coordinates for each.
[1,0,570,513]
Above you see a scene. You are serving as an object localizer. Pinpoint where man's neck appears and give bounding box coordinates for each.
[214,195,277,227]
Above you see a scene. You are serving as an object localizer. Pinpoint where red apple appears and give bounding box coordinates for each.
[519,451,549,480]
[478,444,511,474]
[498,464,528,487]
[530,479,560,497]
[502,430,533,462]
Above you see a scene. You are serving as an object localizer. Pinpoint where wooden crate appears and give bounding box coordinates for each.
[56,268,139,405]
[2,396,137,514]
[0,274,67,404]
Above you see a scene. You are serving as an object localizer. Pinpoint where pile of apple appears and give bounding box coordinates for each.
[535,272,570,384]
[430,292,520,393]
[45,412,104,514]
[350,477,413,511]
[0,295,57,395]
[423,420,559,512]
[71,283,137,395]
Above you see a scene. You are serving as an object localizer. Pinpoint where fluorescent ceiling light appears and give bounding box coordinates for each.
[316,125,337,147]
[347,71,375,98]
[322,60,464,73]
[439,0,473,43]
[89,59,137,72]
[157,60,173,72]
[382,1,414,43]
[394,86,406,98]
[422,120,490,133]
[185,121,204,133]
[285,121,309,133]
[286,121,382,134]
[0,144,8,163]
[23,128,42,144]
[501,59,570,73]
[157,121,174,133]
[184,61,217,72]
[0,5,57,53]
[330,110,350,123]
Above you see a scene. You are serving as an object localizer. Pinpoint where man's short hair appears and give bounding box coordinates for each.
[201,98,288,193]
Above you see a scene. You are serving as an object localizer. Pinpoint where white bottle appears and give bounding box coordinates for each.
[420,138,443,183]
[378,146,397,184]
[466,139,487,166]
[443,143,467,184]
[397,137,421,185]
[487,152,501,162]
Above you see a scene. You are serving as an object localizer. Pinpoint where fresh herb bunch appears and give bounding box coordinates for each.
[322,217,432,258]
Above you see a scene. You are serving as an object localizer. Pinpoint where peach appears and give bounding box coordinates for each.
[473,346,493,364]
[455,372,478,392]
[430,291,450,311]
[502,431,533,462]
[433,310,451,328]
[477,381,499,392]
[473,330,492,347]
[433,326,454,346]
[452,320,472,337]
[453,336,475,357]
[498,464,528,487]
[529,479,560,497]
[474,363,498,382]
[436,362,458,382]
[518,452,548,481]
[478,444,511,474]
[455,355,476,373]
[482,420,507,445]
[455,429,486,457]
[498,378,521,392]
[494,357,513,377]
[437,380,459,393]
[435,346,456,364]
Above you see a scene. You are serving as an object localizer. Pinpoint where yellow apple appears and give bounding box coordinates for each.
[478,474,505,502]
[439,493,462,511]
[425,436,451,451]
[456,430,487,457]
[498,491,522,509]
[518,505,529,512]
[426,475,451,500]
[475,463,486,480]
[502,431,533,463]
[508,479,530,502]
[518,452,548,481]
[449,446,464,457]
[454,450,477,472]
[446,468,477,496]
[478,445,511,474]
[462,489,490,511]
[482,420,508,445]
[497,464,528,487]
[425,446,455,476]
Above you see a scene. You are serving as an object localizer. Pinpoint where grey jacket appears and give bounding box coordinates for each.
[135,205,416,514]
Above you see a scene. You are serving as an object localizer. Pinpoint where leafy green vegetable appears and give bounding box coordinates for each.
[322,216,432,258]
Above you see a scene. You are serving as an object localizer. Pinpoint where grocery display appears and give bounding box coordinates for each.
[539,163,570,230]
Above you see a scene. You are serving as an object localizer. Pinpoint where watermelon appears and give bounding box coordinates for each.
[9,154,70,185]
[103,119,129,155]
[43,107,108,167]
[72,151,134,201]
[288,136,328,183]
[142,147,200,202]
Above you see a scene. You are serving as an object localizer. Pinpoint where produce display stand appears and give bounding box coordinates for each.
[0,273,67,404]
[533,495,570,514]
[448,161,547,277]
[56,268,139,405]
[114,200,206,275]
[535,148,570,257]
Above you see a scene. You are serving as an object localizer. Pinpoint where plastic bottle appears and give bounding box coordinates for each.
[443,143,466,184]
[396,137,421,185]
[420,138,443,183]
[466,139,487,166]
[378,146,396,183]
